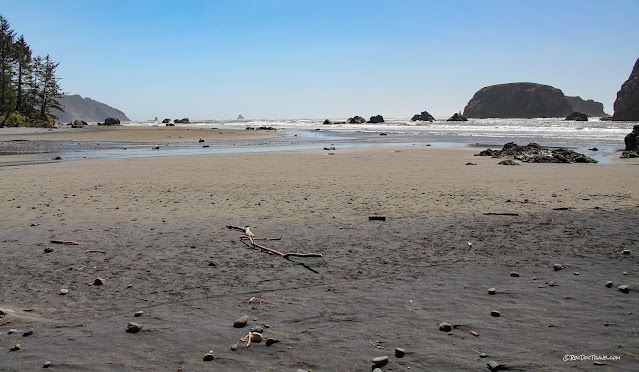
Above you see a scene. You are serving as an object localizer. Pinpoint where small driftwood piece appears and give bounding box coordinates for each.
[227,225,322,259]
[85,250,106,254]
[483,212,519,216]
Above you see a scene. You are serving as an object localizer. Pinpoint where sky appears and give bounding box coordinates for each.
[2,0,638,121]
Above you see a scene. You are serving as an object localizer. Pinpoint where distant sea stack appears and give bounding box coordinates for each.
[565,96,608,117]
[53,95,130,123]
[463,82,572,118]
[612,57,639,121]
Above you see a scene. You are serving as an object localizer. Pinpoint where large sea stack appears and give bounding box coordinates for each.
[612,58,639,121]
[463,82,573,118]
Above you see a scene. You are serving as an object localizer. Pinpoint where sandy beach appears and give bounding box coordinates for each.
[1,127,638,371]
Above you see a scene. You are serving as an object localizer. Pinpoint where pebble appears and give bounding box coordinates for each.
[250,332,263,343]
[93,278,105,286]
[230,343,238,351]
[250,325,264,333]
[553,264,564,271]
[44,247,54,253]
[623,271,628,276]
[510,271,520,277]
[479,353,488,358]
[490,310,501,317]
[395,347,406,358]
[487,360,502,370]
[59,288,69,295]
[605,281,614,288]
[266,338,279,346]
[126,323,143,333]
[618,285,630,294]
[43,361,52,368]
[574,272,579,275]
[8,328,18,334]
[9,343,21,351]
[373,369,383,372]
[233,315,248,328]
[203,351,215,361]
[372,356,389,367]
[622,249,630,255]
[22,329,33,337]
[488,287,496,295]
[134,311,144,317]
[439,322,453,332]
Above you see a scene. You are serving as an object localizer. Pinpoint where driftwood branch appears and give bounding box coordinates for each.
[227,224,323,260]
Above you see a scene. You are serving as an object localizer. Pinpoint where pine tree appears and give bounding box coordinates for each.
[13,35,31,113]
[37,54,64,120]
[0,15,16,116]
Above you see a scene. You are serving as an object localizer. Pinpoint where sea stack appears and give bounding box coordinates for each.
[612,57,639,121]
[463,82,572,118]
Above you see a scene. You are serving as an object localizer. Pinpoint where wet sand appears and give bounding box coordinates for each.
[1,139,638,371]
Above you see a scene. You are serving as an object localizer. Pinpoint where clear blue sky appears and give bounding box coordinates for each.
[3,0,638,120]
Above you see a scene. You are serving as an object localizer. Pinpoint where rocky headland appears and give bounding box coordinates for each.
[565,96,608,117]
[612,57,639,121]
[53,95,130,123]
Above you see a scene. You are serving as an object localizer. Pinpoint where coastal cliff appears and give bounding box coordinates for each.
[463,82,573,118]
[53,95,130,123]
[612,58,639,121]
[565,96,608,117]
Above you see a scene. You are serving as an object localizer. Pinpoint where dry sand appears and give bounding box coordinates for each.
[1,129,638,371]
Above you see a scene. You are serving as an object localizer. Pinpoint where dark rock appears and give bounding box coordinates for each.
[618,285,630,294]
[165,123,174,126]
[565,96,608,117]
[605,281,614,288]
[198,139,205,143]
[498,160,519,165]
[126,323,143,333]
[93,278,105,286]
[347,116,366,124]
[43,361,52,368]
[510,271,520,277]
[266,338,279,346]
[439,322,453,332]
[476,142,597,163]
[553,264,565,271]
[44,247,54,253]
[463,82,573,118]
[565,112,588,121]
[488,287,496,295]
[466,162,477,165]
[395,347,406,358]
[323,119,332,125]
[174,118,190,124]
[372,356,389,367]
[233,315,248,328]
[447,113,468,121]
[411,111,435,122]
[103,117,121,126]
[622,125,639,158]
[72,119,88,127]
[380,132,387,136]
[162,118,171,124]
[324,146,336,151]
[487,360,504,371]
[368,115,384,123]
[612,58,639,121]
[134,311,144,317]
[203,351,215,361]
[490,310,501,317]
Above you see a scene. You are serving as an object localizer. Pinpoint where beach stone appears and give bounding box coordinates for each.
[553,264,564,271]
[605,281,614,288]
[395,347,406,358]
[203,351,215,361]
[373,369,383,372]
[618,285,630,294]
[93,278,105,286]
[510,271,520,277]
[44,247,54,253]
[250,325,264,333]
[126,323,143,333]
[9,343,21,351]
[134,311,144,317]
[439,322,453,332]
[266,337,279,346]
[233,315,248,328]
[372,356,389,367]
[622,249,630,255]
[198,139,204,142]
[43,361,52,368]
[466,162,477,165]
[54,156,65,160]
[487,360,502,371]
[8,328,18,334]
[488,287,496,295]
[498,159,519,165]
[250,332,263,343]
[22,329,33,337]
[59,288,69,295]
[491,310,501,317]
[479,353,488,358]
[230,343,238,351]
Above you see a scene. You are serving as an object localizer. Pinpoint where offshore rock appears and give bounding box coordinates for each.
[565,96,608,117]
[447,113,468,121]
[174,118,190,124]
[368,115,384,123]
[411,111,435,122]
[612,58,639,121]
[103,117,121,126]
[347,116,366,124]
[463,82,572,118]
[476,142,596,163]
[565,112,588,121]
